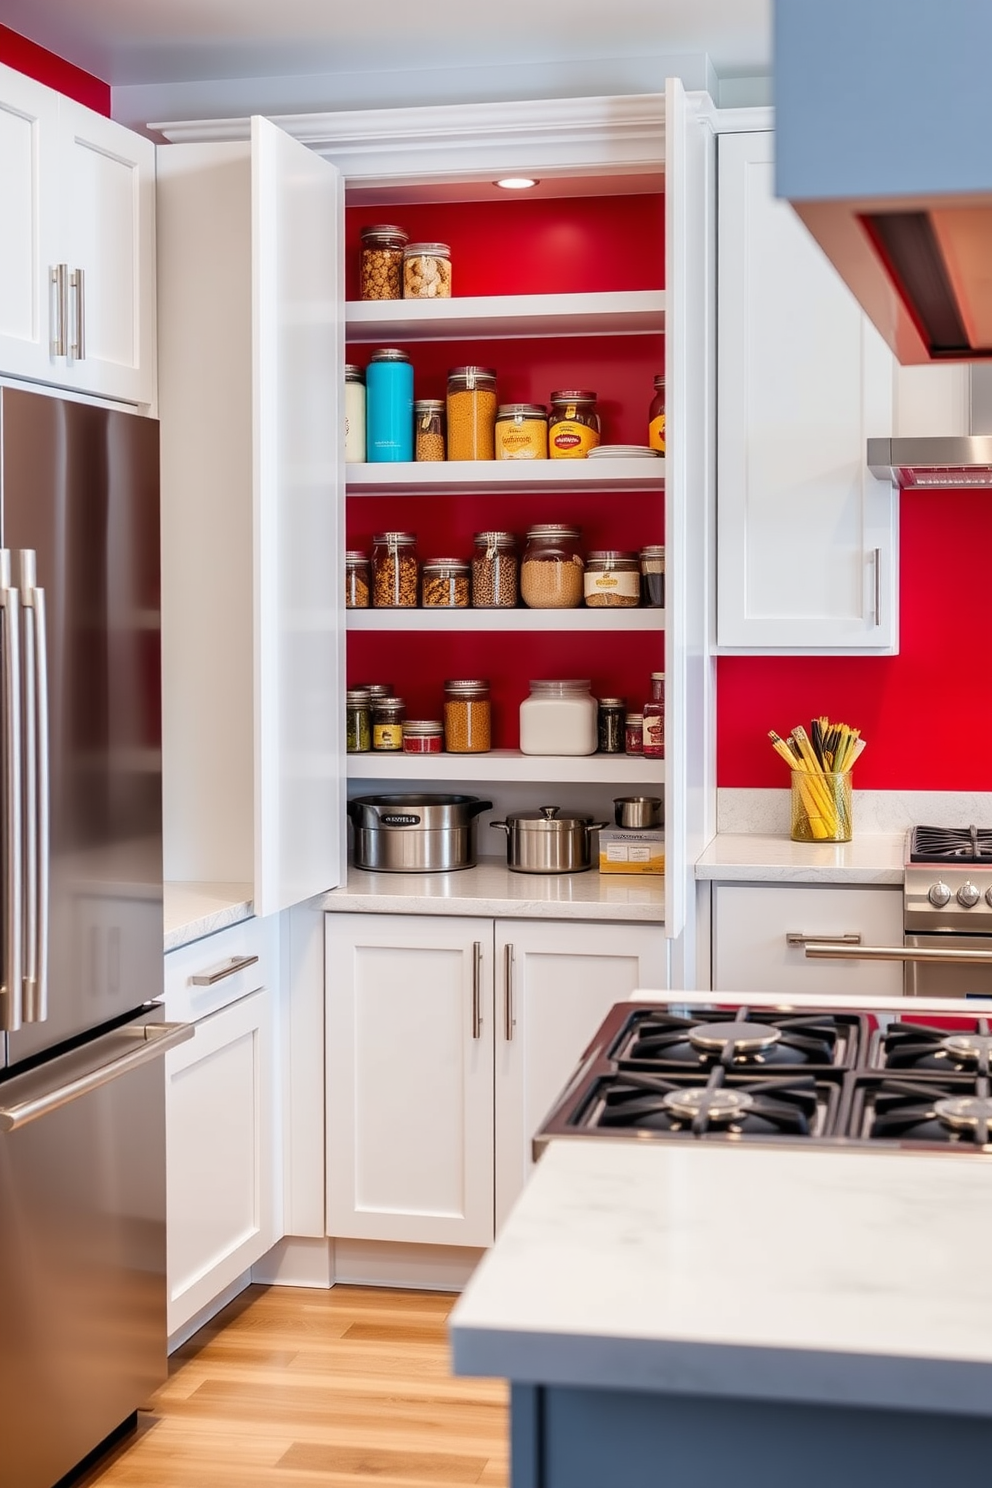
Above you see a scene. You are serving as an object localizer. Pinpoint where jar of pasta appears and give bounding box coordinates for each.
[371,532,418,608]
[521,525,584,609]
[414,399,446,462]
[403,242,452,299]
[549,390,601,459]
[360,225,407,300]
[584,550,640,608]
[443,679,492,754]
[447,367,497,461]
[495,404,548,460]
[422,557,471,608]
[345,551,371,609]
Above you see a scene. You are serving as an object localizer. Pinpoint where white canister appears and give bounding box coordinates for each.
[345,364,366,462]
[519,679,598,756]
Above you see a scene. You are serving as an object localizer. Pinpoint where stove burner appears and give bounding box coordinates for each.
[619,1007,850,1072]
[688,1020,783,1054]
[879,1019,992,1076]
[661,1086,755,1123]
[910,824,992,863]
[857,1073,992,1146]
[934,1095,992,1133]
[940,1033,992,1072]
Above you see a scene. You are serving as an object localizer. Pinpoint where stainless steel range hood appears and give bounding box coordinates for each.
[869,367,992,489]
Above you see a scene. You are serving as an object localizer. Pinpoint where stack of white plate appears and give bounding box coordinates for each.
[586,444,661,459]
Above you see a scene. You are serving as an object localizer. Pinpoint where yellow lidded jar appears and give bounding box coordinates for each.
[549,389,601,459]
[495,403,548,460]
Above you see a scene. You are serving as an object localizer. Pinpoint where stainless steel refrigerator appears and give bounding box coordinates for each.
[0,388,191,1488]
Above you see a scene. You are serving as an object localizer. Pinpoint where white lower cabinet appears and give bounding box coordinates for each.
[325,912,667,1248]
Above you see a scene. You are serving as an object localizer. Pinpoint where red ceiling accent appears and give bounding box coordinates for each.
[0,24,110,114]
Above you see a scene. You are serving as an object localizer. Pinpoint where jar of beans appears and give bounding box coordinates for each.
[346,689,372,753]
[360,225,407,300]
[345,550,371,609]
[414,400,446,462]
[495,403,548,460]
[402,720,444,755]
[422,557,471,608]
[472,531,518,609]
[584,551,640,608]
[372,532,419,608]
[549,390,601,458]
[444,679,492,754]
[447,367,497,461]
[521,524,584,609]
[372,695,405,751]
[403,242,452,299]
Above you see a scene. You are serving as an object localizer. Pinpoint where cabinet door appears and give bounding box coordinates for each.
[59,99,156,406]
[717,129,897,653]
[0,64,59,384]
[326,913,494,1247]
[712,883,903,996]
[165,986,277,1338]
[494,919,667,1229]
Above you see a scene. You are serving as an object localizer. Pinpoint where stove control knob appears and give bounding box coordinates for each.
[957,881,981,908]
[928,881,952,907]
[985,887,992,908]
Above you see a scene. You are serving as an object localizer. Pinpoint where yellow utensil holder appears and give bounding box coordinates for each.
[790,770,852,843]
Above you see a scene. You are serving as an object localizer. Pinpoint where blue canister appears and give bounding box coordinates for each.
[366,347,414,462]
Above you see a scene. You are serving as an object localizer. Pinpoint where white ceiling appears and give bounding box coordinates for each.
[0,0,772,86]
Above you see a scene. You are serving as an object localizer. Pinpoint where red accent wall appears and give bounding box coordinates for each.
[0,24,110,114]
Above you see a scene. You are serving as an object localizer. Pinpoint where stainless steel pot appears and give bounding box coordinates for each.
[347,793,492,873]
[613,795,664,829]
[490,805,607,874]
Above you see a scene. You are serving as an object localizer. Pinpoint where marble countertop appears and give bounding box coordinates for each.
[163,881,254,951]
[695,831,906,884]
[451,1138,992,1416]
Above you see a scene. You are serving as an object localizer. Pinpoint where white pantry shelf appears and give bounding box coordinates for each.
[346,458,664,494]
[347,608,665,632]
[345,289,665,343]
[346,750,665,785]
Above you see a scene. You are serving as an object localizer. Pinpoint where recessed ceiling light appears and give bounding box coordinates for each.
[495,177,539,190]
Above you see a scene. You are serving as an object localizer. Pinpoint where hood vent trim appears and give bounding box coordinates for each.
[868,437,992,490]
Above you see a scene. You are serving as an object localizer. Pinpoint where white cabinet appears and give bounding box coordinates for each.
[325,912,666,1247]
[712,882,904,997]
[158,118,346,916]
[716,129,897,653]
[0,63,156,406]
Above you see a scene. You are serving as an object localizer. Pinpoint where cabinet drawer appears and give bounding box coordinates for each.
[164,916,274,1021]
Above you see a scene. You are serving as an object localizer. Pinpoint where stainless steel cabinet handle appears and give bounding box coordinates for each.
[50,264,68,357]
[190,953,259,987]
[472,941,482,1039]
[0,552,23,1034]
[786,932,862,948]
[19,551,48,1023]
[873,547,881,627]
[804,944,992,964]
[504,943,515,1041]
[70,267,85,360]
[0,1021,195,1132]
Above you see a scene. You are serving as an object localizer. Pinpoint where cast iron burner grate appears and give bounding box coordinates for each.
[617,1007,853,1072]
[852,1074,992,1147]
[910,825,992,863]
[878,1019,992,1076]
[577,1066,838,1139]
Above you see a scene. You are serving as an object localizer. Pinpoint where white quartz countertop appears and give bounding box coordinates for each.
[319,857,663,923]
[695,831,906,884]
[163,881,254,951]
[451,1138,992,1416]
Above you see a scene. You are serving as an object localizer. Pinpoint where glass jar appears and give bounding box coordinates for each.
[360,224,407,301]
[403,242,452,299]
[443,679,491,754]
[346,688,372,753]
[549,390,601,459]
[414,399,446,462]
[353,682,394,703]
[495,403,548,460]
[649,373,666,454]
[643,672,665,760]
[422,557,471,608]
[584,550,641,608]
[345,550,371,609]
[597,697,626,754]
[519,680,598,756]
[372,695,405,751]
[521,524,584,609]
[447,366,497,461]
[371,532,419,608]
[366,348,414,462]
[639,544,665,608]
[472,531,518,609]
[402,720,444,755]
[625,713,644,755]
[345,364,366,463]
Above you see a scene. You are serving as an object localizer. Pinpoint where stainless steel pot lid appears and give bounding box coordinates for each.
[503,805,596,832]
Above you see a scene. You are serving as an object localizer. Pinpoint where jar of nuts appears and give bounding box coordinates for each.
[521,524,584,609]
[371,531,419,608]
[345,550,371,609]
[584,551,640,608]
[422,557,471,608]
[447,366,497,461]
[444,679,492,754]
[403,242,452,299]
[472,531,518,609]
[360,224,407,300]
[414,399,446,462]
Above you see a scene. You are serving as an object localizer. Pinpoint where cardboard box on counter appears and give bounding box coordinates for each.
[598,827,665,875]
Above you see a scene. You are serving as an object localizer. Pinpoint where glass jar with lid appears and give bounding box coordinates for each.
[549,390,601,459]
[495,404,548,460]
[521,524,584,609]
[414,400,446,462]
[371,532,418,607]
[519,680,598,756]
[345,364,366,463]
[346,688,372,753]
[639,544,665,608]
[649,373,666,453]
[422,557,471,608]
[402,720,444,755]
[597,697,626,754]
[584,550,640,608]
[625,712,644,755]
[403,242,452,299]
[372,695,405,752]
[443,679,491,754]
[472,531,518,609]
[345,550,371,609]
[360,224,407,300]
[446,366,497,461]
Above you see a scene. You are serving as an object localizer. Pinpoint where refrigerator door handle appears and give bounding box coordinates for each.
[0,1020,195,1132]
[19,551,49,1023]
[0,551,23,1033]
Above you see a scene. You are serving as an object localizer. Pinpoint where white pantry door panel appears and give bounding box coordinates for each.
[717,130,896,653]
[325,915,494,1247]
[0,65,58,382]
[252,117,345,915]
[494,919,667,1229]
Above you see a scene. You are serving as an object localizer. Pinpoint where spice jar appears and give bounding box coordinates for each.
[372,695,405,751]
[549,390,601,459]
[402,720,444,755]
[625,713,644,755]
[444,679,491,754]
[649,373,666,454]
[495,404,548,460]
[345,551,371,609]
[345,364,366,463]
[521,524,584,609]
[447,366,497,461]
[584,550,641,608]
[346,688,372,753]
[414,400,446,462]
[597,698,626,754]
[422,557,471,608]
[360,225,407,301]
[354,682,394,703]
[472,531,518,609]
[372,532,419,608]
[642,671,665,760]
[366,348,414,462]
[519,680,598,756]
[403,242,452,299]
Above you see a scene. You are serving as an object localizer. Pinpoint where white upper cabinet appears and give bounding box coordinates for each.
[717,129,898,653]
[0,66,59,384]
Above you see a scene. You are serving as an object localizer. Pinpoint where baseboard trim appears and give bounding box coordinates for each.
[331,1238,485,1292]
[168,1270,252,1352]
[252,1235,335,1288]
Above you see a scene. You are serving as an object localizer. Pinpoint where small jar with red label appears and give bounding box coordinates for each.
[625,712,644,755]
[402,720,444,754]
[549,390,601,459]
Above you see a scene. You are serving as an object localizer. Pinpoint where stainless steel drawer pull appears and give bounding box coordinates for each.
[804,944,992,964]
[787,932,862,947]
[472,941,482,1040]
[190,953,259,986]
[50,264,68,357]
[504,943,515,1042]
[70,266,85,360]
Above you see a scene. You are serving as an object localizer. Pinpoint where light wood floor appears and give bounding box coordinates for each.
[75,1284,508,1487]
